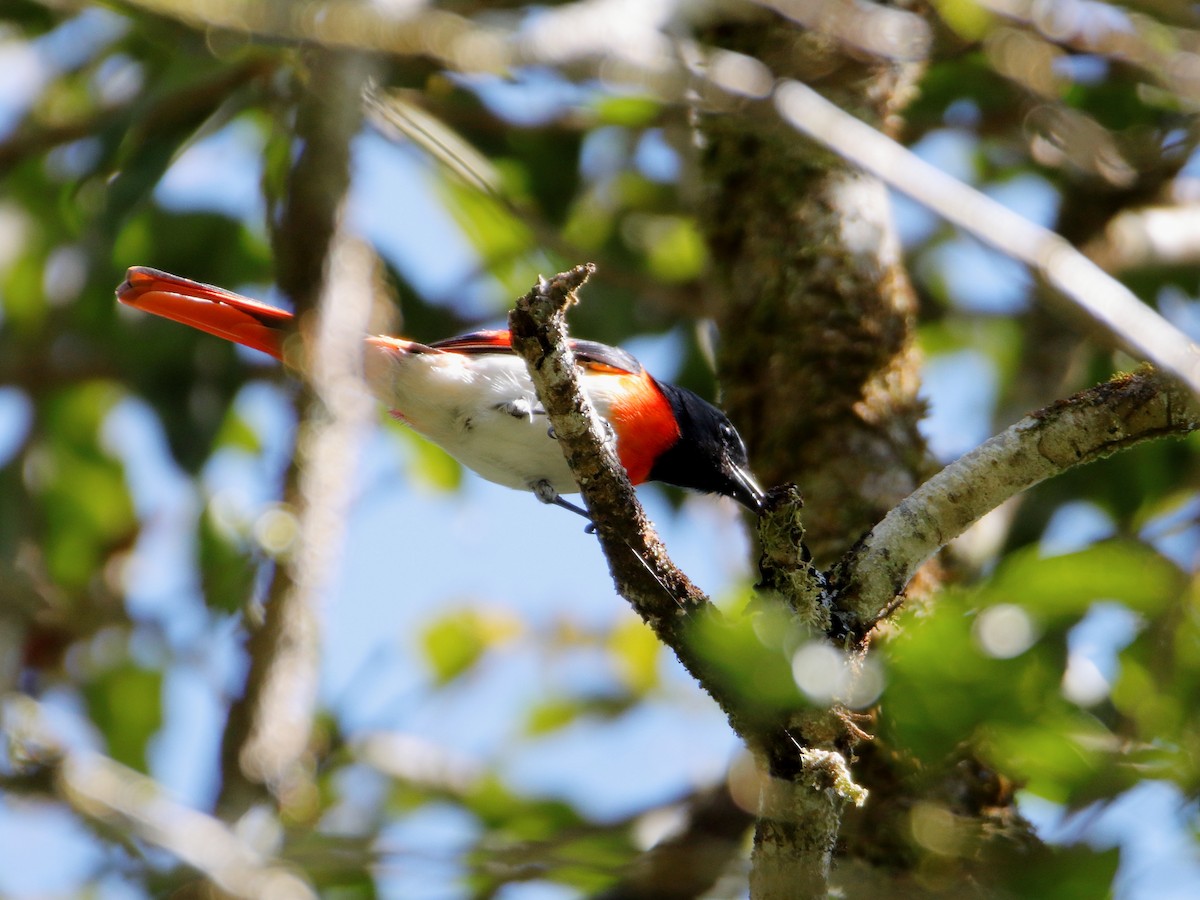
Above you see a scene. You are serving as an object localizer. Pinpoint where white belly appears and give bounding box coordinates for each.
[366,347,605,493]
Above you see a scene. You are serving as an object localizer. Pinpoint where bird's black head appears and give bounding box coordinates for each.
[647,381,764,513]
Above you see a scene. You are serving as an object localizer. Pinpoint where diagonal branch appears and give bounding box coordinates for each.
[834,368,1200,640]
[3,695,315,900]
[772,79,1200,399]
[507,266,708,626]
[507,267,768,737]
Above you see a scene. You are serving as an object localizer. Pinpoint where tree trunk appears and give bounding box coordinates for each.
[698,17,928,565]
[694,10,1037,895]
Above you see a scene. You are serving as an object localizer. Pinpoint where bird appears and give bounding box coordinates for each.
[116,266,764,518]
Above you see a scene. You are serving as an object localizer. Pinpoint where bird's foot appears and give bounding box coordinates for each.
[531,480,595,533]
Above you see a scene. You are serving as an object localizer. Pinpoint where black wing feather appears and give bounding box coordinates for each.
[428,329,642,374]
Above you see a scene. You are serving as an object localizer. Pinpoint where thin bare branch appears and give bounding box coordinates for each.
[834,368,1200,639]
[3,695,316,900]
[352,732,484,797]
[772,79,1200,398]
[0,51,275,177]
[980,0,1200,102]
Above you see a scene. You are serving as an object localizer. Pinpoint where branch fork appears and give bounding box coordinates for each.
[507,268,1200,900]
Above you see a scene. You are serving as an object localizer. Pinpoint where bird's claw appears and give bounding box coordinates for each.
[531,479,594,532]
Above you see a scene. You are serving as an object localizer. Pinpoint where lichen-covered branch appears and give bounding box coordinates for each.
[507,268,782,745]
[835,368,1200,640]
[507,266,709,628]
[751,754,867,899]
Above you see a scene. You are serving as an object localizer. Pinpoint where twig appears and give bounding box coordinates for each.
[218,50,374,815]
[2,695,315,900]
[1085,204,1200,272]
[0,48,275,177]
[772,79,1200,398]
[352,731,484,797]
[834,368,1200,639]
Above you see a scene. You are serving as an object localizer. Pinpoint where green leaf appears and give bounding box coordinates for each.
[35,383,136,591]
[83,662,163,772]
[399,427,463,492]
[881,589,1066,763]
[435,175,534,274]
[464,775,584,839]
[561,191,616,251]
[687,606,807,720]
[524,694,634,736]
[997,843,1120,899]
[525,697,581,735]
[213,406,263,454]
[932,0,995,40]
[197,504,258,614]
[1,0,59,31]
[607,617,661,694]
[420,608,518,685]
[591,96,662,127]
[979,716,1114,804]
[982,542,1184,626]
[642,215,707,283]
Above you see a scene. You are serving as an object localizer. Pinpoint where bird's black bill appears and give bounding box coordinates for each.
[728,463,766,513]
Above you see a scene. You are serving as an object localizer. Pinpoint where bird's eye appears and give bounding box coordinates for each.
[720,423,736,441]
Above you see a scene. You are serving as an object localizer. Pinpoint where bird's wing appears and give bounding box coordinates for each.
[429,330,644,375]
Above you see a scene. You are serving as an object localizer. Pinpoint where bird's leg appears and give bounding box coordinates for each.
[531,479,595,533]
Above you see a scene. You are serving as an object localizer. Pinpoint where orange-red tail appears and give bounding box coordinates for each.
[117,267,292,360]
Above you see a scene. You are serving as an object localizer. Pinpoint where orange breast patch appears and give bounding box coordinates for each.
[605,373,680,485]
